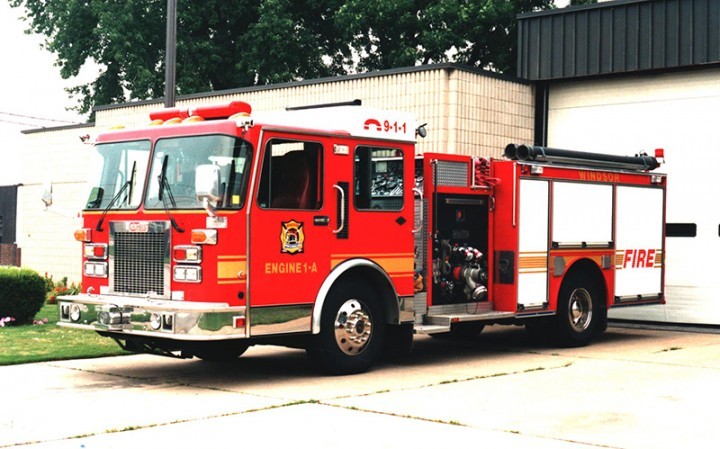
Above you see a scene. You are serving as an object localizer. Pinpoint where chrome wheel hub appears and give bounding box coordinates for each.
[334,299,373,355]
[568,288,593,332]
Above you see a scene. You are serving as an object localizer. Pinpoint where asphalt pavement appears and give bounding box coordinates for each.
[2,325,719,448]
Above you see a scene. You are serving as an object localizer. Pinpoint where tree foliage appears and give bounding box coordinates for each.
[10,0,557,115]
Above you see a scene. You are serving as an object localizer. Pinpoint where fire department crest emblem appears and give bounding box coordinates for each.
[280,220,305,254]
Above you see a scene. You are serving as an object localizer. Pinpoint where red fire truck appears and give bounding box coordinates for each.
[57,100,666,374]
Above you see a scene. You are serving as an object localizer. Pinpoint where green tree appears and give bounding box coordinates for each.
[10,0,557,115]
[336,0,553,73]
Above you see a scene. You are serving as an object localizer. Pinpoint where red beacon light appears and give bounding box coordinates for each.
[149,107,190,122]
[188,101,252,120]
[148,101,252,123]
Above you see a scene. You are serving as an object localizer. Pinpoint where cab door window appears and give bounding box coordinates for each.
[354,147,404,211]
[258,139,323,210]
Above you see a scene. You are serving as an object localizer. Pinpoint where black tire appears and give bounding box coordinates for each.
[192,341,250,362]
[524,318,551,343]
[551,272,601,347]
[307,280,385,375]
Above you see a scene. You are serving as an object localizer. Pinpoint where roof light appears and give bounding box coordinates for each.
[188,101,252,120]
[149,107,189,122]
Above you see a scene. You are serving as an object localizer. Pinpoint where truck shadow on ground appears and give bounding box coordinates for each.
[86,325,659,388]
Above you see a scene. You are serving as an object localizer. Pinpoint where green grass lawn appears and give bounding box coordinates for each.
[0,303,128,366]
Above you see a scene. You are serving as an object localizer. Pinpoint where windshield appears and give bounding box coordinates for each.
[145,135,252,210]
[85,140,151,210]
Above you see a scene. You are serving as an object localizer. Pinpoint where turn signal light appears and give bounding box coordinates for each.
[191,229,218,245]
[84,243,108,260]
[173,245,202,263]
[74,228,92,242]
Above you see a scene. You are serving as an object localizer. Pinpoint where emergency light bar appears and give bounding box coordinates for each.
[149,101,252,122]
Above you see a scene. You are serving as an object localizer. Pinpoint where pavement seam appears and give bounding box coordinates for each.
[5,364,575,447]
[529,352,720,371]
[320,402,621,449]
[3,400,322,448]
[329,362,575,401]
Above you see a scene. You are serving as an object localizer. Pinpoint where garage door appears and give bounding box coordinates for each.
[547,68,720,325]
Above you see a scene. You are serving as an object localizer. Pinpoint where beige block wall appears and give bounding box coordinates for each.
[20,65,534,282]
[96,66,534,158]
[17,125,93,282]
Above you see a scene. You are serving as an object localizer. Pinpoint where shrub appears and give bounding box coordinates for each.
[0,267,46,325]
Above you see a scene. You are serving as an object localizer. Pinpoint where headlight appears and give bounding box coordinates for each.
[84,262,108,278]
[173,266,201,283]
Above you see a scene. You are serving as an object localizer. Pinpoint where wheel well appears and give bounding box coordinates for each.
[312,260,400,334]
[563,258,608,312]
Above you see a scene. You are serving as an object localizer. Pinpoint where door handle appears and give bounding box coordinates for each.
[333,184,345,234]
[412,187,423,233]
[313,216,330,226]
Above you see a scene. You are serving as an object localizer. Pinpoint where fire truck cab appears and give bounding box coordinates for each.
[58,101,666,374]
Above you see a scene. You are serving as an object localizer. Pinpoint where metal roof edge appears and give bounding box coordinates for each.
[518,0,652,19]
[21,122,96,135]
[93,63,529,114]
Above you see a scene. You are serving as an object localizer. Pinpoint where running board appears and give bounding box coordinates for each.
[414,310,516,334]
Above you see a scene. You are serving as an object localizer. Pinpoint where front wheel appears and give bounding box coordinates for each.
[551,272,602,347]
[307,281,385,375]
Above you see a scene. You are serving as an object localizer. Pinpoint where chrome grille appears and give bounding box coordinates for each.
[110,221,170,298]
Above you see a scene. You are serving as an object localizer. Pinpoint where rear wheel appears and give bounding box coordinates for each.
[551,272,601,347]
[307,280,385,375]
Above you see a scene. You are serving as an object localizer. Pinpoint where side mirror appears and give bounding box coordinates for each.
[86,187,104,209]
[195,164,222,202]
[41,182,53,207]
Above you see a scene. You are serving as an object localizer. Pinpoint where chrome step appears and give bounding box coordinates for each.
[426,311,516,327]
[414,324,451,334]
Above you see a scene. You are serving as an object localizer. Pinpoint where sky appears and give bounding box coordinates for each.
[0,2,93,186]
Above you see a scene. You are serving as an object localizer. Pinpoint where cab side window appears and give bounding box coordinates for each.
[258,139,323,210]
[354,147,404,211]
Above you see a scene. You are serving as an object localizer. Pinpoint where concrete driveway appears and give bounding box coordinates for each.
[2,325,719,448]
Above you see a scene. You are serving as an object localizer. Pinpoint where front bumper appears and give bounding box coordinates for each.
[57,294,247,341]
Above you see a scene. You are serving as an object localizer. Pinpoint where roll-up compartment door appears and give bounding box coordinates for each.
[615,186,664,299]
[518,179,549,308]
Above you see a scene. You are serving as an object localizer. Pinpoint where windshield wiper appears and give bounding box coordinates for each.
[96,161,136,232]
[158,155,184,233]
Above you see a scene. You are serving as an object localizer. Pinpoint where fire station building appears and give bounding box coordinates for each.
[9,0,720,326]
[517,0,720,325]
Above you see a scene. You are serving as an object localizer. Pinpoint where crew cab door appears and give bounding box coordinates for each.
[248,132,331,335]
[331,141,416,298]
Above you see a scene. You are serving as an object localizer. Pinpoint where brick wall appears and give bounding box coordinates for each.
[0,244,20,266]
